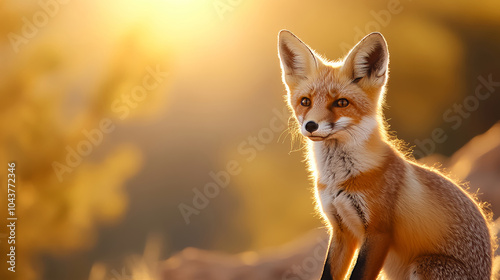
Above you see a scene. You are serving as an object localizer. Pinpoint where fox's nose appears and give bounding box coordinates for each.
[305,121,319,133]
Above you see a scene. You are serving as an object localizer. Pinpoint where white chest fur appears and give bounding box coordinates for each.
[319,188,369,239]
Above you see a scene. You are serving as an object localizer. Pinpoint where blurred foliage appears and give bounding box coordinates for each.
[0,1,499,280]
[0,1,169,280]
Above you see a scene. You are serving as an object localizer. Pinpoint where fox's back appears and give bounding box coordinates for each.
[387,158,493,279]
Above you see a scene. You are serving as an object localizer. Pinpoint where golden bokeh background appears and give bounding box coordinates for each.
[1,1,499,279]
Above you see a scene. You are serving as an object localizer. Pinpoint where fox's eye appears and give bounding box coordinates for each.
[300,97,311,107]
[334,98,349,108]
[353,77,362,83]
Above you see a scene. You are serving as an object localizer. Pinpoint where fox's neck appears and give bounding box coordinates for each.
[311,127,389,187]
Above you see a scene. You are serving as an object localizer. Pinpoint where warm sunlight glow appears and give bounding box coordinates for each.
[123,0,215,44]
[4,1,499,279]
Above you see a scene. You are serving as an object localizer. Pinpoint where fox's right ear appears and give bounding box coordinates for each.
[278,30,319,89]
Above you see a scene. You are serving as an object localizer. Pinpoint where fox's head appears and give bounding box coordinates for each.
[278,30,389,144]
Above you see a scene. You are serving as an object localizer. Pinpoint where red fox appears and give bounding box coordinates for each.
[277,30,496,279]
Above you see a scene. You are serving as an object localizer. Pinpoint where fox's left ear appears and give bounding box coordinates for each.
[342,32,389,87]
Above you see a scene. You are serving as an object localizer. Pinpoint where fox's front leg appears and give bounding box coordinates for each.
[321,228,357,280]
[349,233,390,280]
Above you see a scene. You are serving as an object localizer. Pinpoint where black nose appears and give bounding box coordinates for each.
[305,121,319,133]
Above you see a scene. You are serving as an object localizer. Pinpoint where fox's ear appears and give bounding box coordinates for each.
[343,32,389,87]
[278,30,319,89]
